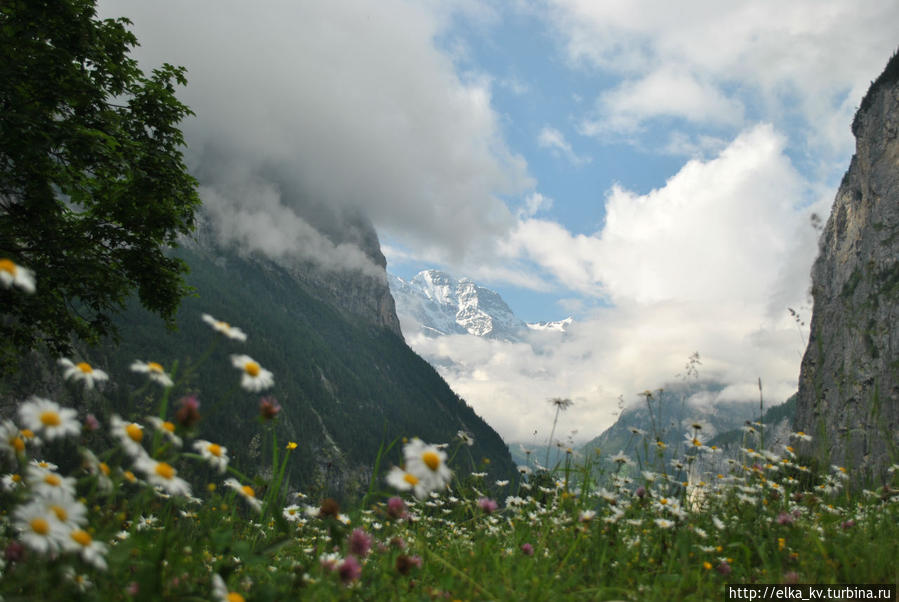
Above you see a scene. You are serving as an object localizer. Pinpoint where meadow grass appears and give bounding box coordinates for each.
[1,310,897,601]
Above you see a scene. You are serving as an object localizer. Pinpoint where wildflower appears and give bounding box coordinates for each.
[175,395,201,428]
[136,515,159,531]
[0,258,35,292]
[286,441,298,450]
[610,451,634,466]
[0,419,26,459]
[12,498,69,553]
[146,417,182,447]
[224,478,262,512]
[831,465,849,481]
[193,440,229,473]
[790,431,812,442]
[39,489,87,529]
[258,396,281,420]
[517,465,532,476]
[716,561,732,575]
[396,554,423,574]
[57,358,108,390]
[202,314,248,342]
[283,505,304,523]
[2,473,24,491]
[628,426,646,436]
[654,518,675,529]
[130,360,174,387]
[403,438,451,493]
[520,543,535,556]
[456,430,474,446]
[231,354,274,392]
[27,462,77,498]
[18,397,80,441]
[477,497,498,514]
[65,529,108,570]
[84,414,100,431]
[348,529,372,557]
[338,555,362,584]
[634,485,647,499]
[684,431,707,449]
[496,479,509,487]
[212,574,245,602]
[133,456,192,497]
[386,496,407,519]
[578,509,596,522]
[386,466,429,499]
[776,512,795,526]
[110,415,146,458]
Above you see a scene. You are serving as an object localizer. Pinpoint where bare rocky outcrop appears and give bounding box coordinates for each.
[794,51,899,484]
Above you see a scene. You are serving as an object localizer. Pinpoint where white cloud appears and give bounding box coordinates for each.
[404,124,818,443]
[537,126,591,165]
[547,0,899,160]
[99,0,533,266]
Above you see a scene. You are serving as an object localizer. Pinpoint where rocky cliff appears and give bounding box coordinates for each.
[794,50,899,484]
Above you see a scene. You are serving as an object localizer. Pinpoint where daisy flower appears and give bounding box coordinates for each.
[133,456,192,497]
[610,451,634,466]
[13,497,70,553]
[130,361,174,387]
[655,518,675,529]
[146,417,182,447]
[57,358,108,390]
[456,430,474,446]
[64,529,108,570]
[27,462,77,498]
[684,431,707,450]
[212,574,246,602]
[230,354,274,392]
[0,419,26,459]
[18,397,80,441]
[403,438,451,493]
[192,439,229,473]
[385,466,430,499]
[202,313,247,342]
[283,504,305,523]
[224,478,262,512]
[110,415,147,458]
[0,258,35,293]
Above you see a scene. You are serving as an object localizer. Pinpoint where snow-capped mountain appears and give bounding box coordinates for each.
[389,270,537,341]
[527,317,573,333]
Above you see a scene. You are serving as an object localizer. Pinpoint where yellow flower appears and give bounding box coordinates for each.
[286,441,298,450]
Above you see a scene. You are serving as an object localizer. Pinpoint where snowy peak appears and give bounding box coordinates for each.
[389,270,528,341]
[527,317,573,332]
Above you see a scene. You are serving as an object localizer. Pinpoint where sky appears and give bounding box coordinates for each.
[100,0,899,444]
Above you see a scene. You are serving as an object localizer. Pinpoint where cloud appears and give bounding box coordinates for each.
[546,0,899,159]
[537,126,591,165]
[99,0,533,268]
[403,124,818,443]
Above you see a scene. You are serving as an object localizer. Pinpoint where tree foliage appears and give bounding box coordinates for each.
[0,0,200,367]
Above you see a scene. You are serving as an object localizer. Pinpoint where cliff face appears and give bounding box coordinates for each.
[794,52,899,483]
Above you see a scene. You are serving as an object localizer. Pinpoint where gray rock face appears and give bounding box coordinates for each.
[794,52,899,484]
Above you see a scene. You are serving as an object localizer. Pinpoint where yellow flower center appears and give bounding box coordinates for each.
[147,362,164,373]
[244,362,260,377]
[227,593,245,602]
[21,429,34,439]
[422,451,440,471]
[125,424,143,442]
[660,498,668,505]
[241,485,255,498]
[207,443,222,457]
[0,258,16,275]
[162,421,175,433]
[44,474,61,486]
[71,529,92,547]
[155,462,175,480]
[11,437,24,452]
[218,321,230,329]
[39,411,61,426]
[51,505,68,521]
[30,518,49,535]
[124,470,136,483]
[403,473,419,486]
[77,362,93,373]
[99,462,110,476]
[692,438,701,446]
[11,474,21,483]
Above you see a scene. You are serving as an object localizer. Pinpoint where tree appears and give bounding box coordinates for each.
[0,0,200,368]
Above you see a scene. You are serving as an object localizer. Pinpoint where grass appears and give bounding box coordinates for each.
[1,317,898,602]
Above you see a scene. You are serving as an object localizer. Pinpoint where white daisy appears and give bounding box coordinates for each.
[57,358,108,390]
[130,361,174,387]
[456,430,474,446]
[64,529,108,570]
[212,573,245,602]
[27,463,77,498]
[146,417,182,448]
[110,415,147,458]
[386,466,429,500]
[654,518,675,529]
[403,438,451,493]
[202,314,248,342]
[224,478,262,512]
[230,354,274,392]
[0,419,26,460]
[0,258,35,293]
[192,439,229,473]
[283,504,305,523]
[18,397,80,441]
[133,456,192,497]
[13,497,70,553]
